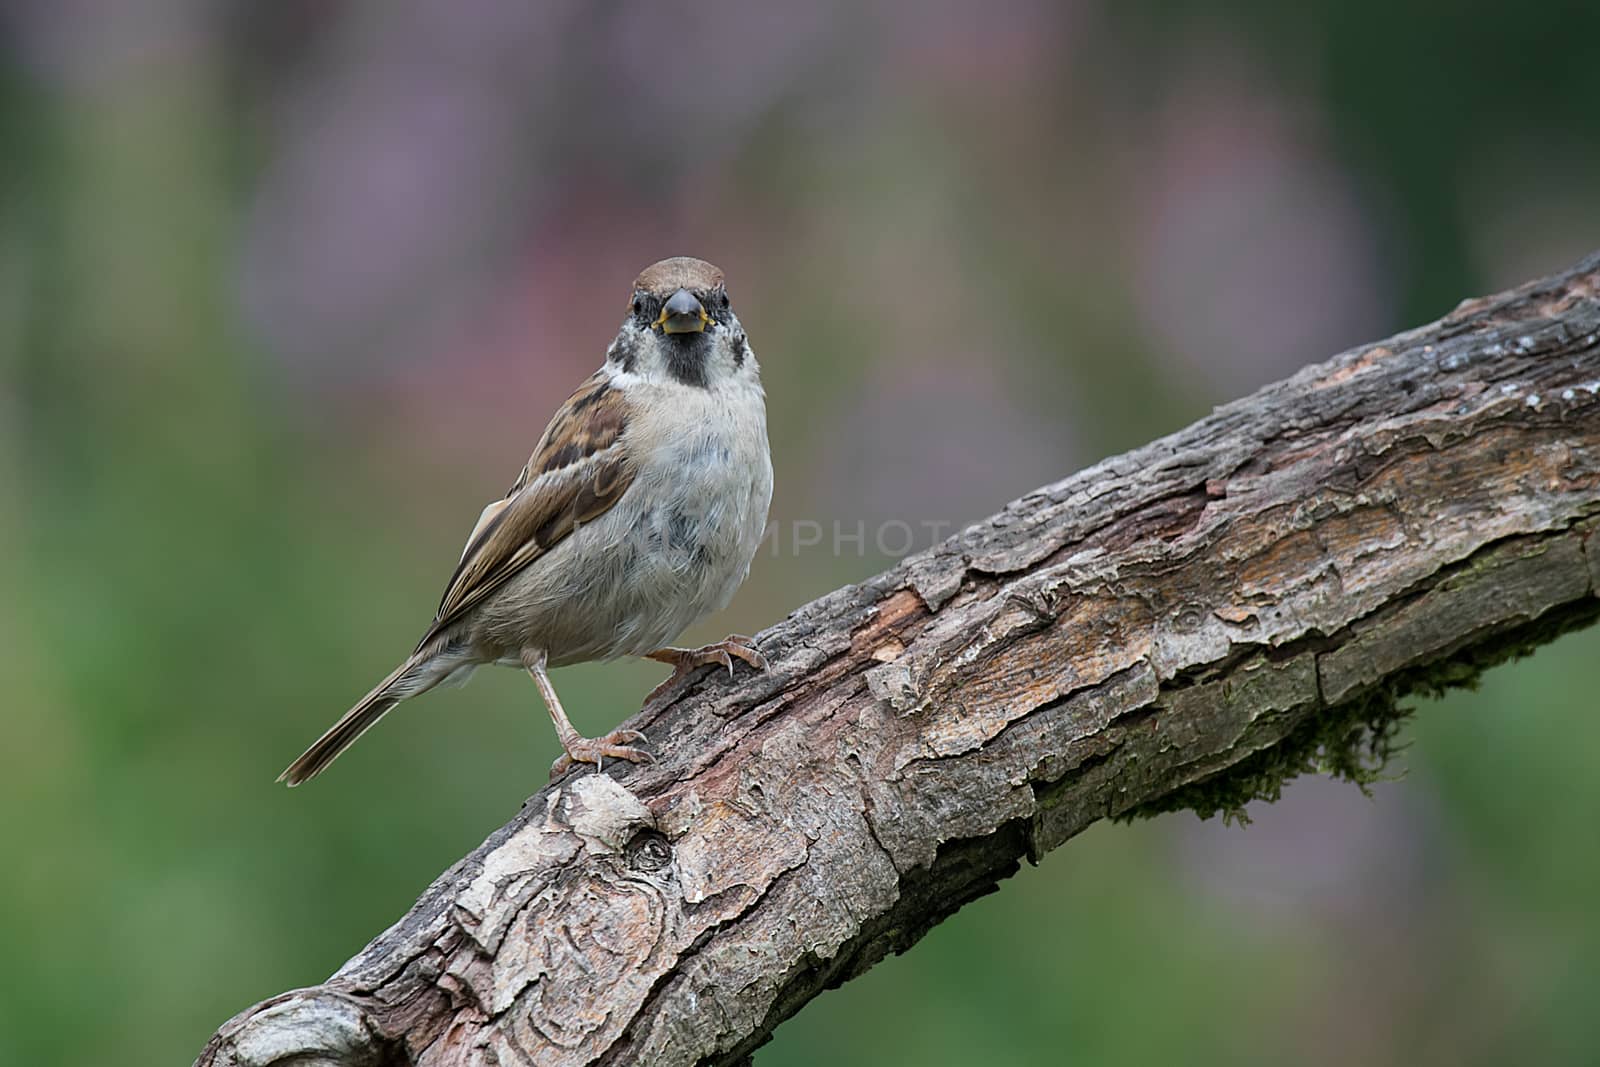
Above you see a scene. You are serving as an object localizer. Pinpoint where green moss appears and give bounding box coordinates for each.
[1125,687,1409,827]
[1123,597,1600,827]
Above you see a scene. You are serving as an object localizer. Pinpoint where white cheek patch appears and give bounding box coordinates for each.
[603,366,645,390]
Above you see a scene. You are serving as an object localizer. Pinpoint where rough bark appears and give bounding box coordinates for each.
[197,253,1600,1067]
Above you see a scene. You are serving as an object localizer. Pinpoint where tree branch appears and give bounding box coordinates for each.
[197,253,1600,1067]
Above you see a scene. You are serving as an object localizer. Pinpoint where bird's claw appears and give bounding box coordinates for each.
[722,634,770,672]
[653,634,769,677]
[642,635,770,703]
[549,728,653,778]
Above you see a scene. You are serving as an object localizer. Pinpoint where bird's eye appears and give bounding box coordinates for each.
[631,296,644,316]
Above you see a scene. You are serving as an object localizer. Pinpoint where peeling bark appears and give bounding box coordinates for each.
[197,253,1600,1067]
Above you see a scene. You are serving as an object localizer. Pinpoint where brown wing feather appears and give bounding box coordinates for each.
[415,372,633,651]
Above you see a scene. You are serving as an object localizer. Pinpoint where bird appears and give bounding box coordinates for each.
[279,256,773,785]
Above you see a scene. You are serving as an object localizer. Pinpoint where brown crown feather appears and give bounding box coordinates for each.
[633,256,725,296]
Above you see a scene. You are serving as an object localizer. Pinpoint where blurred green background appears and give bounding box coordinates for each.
[4,3,1599,1064]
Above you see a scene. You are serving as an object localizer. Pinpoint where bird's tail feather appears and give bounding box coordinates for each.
[279,655,434,786]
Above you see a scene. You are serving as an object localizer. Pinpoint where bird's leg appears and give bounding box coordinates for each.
[644,634,769,697]
[523,649,650,777]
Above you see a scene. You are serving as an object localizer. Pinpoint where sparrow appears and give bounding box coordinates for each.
[280,257,773,785]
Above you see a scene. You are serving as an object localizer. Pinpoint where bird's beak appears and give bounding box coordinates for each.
[654,288,712,334]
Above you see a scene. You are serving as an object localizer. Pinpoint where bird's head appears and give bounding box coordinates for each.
[608,257,757,389]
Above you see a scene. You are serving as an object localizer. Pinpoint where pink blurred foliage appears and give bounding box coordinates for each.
[1129,35,1393,395]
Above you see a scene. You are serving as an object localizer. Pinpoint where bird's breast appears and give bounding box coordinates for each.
[513,380,771,666]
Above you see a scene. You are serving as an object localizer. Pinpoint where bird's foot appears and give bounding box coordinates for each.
[648,634,769,677]
[549,728,652,778]
[643,635,769,701]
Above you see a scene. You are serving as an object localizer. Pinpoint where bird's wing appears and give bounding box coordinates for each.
[416,370,634,651]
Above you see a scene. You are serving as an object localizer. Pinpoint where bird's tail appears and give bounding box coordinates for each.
[278,655,437,786]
